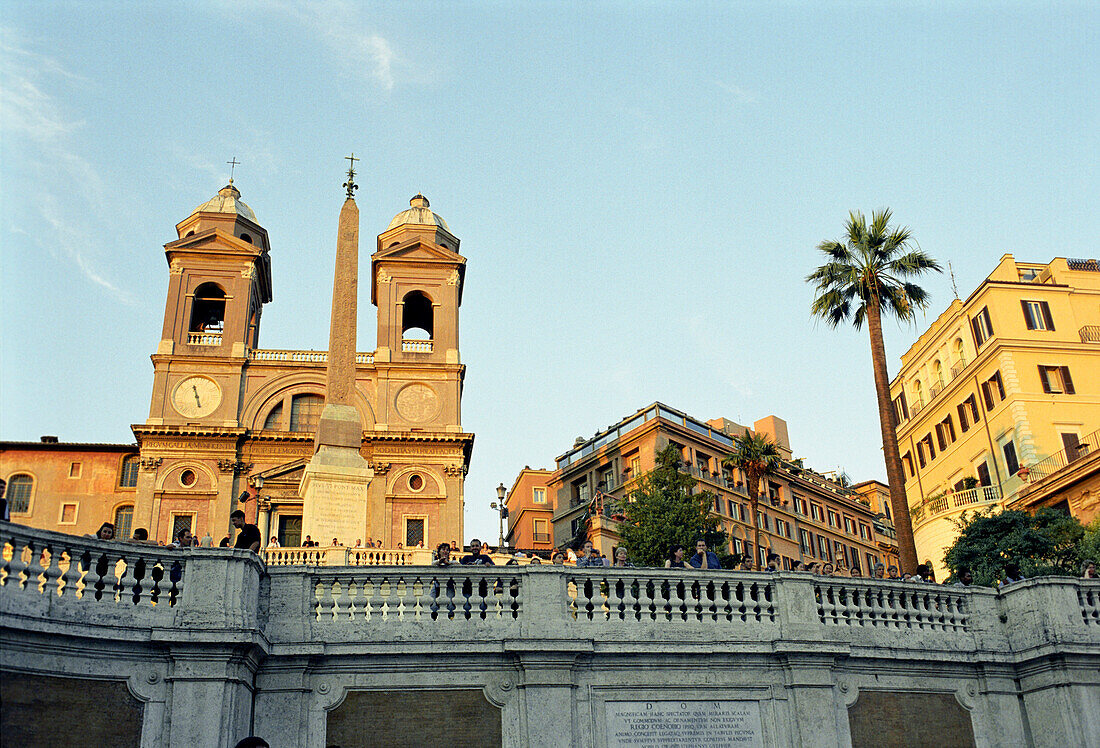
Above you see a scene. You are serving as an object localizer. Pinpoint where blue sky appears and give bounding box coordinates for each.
[2,2,1097,542]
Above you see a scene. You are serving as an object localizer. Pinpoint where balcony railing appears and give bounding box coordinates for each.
[910,485,1002,525]
[1079,325,1100,343]
[532,532,552,543]
[248,349,375,364]
[187,332,222,346]
[1025,428,1099,482]
[401,339,433,353]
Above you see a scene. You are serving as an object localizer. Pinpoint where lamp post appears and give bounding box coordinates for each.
[489,483,508,549]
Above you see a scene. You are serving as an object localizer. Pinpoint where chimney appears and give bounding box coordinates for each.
[40,435,59,444]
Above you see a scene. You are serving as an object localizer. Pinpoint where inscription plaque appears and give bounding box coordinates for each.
[606,700,762,747]
[301,476,368,544]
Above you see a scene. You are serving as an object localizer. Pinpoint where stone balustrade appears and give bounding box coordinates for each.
[400,339,433,353]
[186,331,222,346]
[3,520,1099,747]
[248,348,376,364]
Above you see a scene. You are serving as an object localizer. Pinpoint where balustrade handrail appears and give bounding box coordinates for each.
[248,348,376,364]
[1080,325,1100,343]
[1024,428,1100,482]
[910,485,1002,524]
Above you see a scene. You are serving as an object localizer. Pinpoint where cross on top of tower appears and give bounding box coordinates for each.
[227,157,240,184]
[343,153,359,199]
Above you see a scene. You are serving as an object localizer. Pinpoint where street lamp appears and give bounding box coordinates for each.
[489,482,508,549]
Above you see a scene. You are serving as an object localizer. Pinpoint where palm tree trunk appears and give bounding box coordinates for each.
[866,302,919,573]
[749,473,761,569]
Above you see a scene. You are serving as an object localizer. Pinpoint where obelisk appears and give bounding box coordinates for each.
[299,155,373,545]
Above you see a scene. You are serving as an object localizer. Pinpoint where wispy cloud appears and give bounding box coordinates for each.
[258,0,402,90]
[715,79,758,104]
[0,27,136,306]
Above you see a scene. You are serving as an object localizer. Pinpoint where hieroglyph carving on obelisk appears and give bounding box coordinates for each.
[299,155,374,545]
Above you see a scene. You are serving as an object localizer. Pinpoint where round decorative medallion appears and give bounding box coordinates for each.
[395,383,440,423]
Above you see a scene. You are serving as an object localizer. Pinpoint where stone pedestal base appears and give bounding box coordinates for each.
[300,454,373,547]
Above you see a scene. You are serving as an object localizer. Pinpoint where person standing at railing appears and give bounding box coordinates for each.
[1083,560,1097,579]
[689,539,720,570]
[999,562,1026,588]
[230,510,261,553]
[612,547,634,568]
[886,565,900,580]
[576,540,606,568]
[952,568,973,586]
[168,528,192,548]
[433,542,453,566]
[872,563,886,579]
[765,553,781,572]
[86,522,115,541]
[459,538,494,565]
[664,545,686,569]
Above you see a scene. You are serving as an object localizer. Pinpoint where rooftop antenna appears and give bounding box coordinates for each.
[343,153,359,198]
[227,157,240,184]
[948,261,960,300]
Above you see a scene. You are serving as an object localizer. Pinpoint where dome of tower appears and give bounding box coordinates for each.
[386,194,450,232]
[190,182,258,223]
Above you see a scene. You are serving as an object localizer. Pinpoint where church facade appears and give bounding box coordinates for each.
[1,184,473,549]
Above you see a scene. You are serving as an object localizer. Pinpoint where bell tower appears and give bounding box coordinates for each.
[146,182,273,426]
[372,195,464,365]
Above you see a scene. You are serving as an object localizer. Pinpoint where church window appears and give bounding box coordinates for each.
[189,283,226,333]
[405,517,426,547]
[171,513,193,542]
[408,473,424,491]
[289,394,324,432]
[120,456,139,487]
[263,402,284,430]
[240,233,253,244]
[5,474,34,513]
[180,469,197,487]
[114,505,134,540]
[401,291,434,340]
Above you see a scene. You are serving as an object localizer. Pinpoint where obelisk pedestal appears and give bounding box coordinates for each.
[300,169,373,546]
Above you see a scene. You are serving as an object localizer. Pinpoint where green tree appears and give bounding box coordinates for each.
[943,508,1085,586]
[618,444,727,568]
[1076,517,1100,567]
[807,209,942,573]
[722,431,781,568]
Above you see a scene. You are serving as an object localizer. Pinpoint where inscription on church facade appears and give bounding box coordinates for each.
[606,700,762,747]
[303,479,367,542]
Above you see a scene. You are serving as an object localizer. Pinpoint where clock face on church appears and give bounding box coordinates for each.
[172,376,223,418]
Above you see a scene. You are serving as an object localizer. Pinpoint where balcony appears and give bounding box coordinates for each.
[248,349,375,364]
[533,532,552,543]
[910,485,1002,526]
[401,339,433,353]
[1079,325,1100,343]
[1024,428,1099,483]
[186,332,222,346]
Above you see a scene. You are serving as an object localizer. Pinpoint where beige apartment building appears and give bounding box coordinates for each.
[549,403,898,571]
[2,185,473,549]
[890,255,1100,578]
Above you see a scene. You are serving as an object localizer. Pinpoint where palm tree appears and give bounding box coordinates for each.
[807,209,941,573]
[723,431,781,569]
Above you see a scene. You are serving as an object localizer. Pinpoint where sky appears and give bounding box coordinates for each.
[2,1,1097,543]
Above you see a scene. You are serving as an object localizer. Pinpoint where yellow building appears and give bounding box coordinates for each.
[889,255,1100,577]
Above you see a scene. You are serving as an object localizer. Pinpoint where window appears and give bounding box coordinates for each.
[696,454,710,473]
[60,503,78,524]
[630,456,641,477]
[972,307,994,347]
[278,515,302,547]
[882,497,891,521]
[572,478,589,506]
[1022,300,1054,331]
[957,395,979,433]
[5,474,33,513]
[843,516,856,535]
[180,469,197,487]
[859,523,871,540]
[1038,366,1075,395]
[902,452,915,479]
[953,338,967,369]
[727,499,737,516]
[1061,433,1085,462]
[189,282,226,334]
[982,371,1005,410]
[289,394,324,432]
[913,380,924,408]
[936,416,956,451]
[866,552,877,574]
[732,538,744,556]
[976,460,992,487]
[817,535,831,561]
[799,529,812,556]
[810,504,823,522]
[827,509,839,528]
[917,434,936,466]
[408,473,424,491]
[933,360,945,387]
[533,518,550,543]
[756,512,769,531]
[533,487,546,504]
[263,402,284,430]
[114,505,134,540]
[170,514,192,542]
[1002,440,1019,476]
[834,540,847,565]
[768,482,781,505]
[893,393,909,423]
[738,504,747,522]
[120,455,139,487]
[401,290,434,340]
[68,462,82,478]
[405,517,426,547]
[599,467,615,491]
[715,497,722,514]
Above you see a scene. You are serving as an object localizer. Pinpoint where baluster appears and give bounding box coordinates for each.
[117,555,138,606]
[866,585,884,627]
[735,581,748,622]
[42,546,63,598]
[334,577,351,620]
[167,560,184,606]
[25,542,47,595]
[749,582,762,622]
[7,538,29,591]
[345,578,360,620]
[843,584,859,625]
[718,581,732,622]
[606,574,623,621]
[816,584,833,624]
[147,562,164,605]
[130,556,149,605]
[644,580,657,621]
[380,577,395,620]
[676,580,689,621]
[689,579,703,621]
